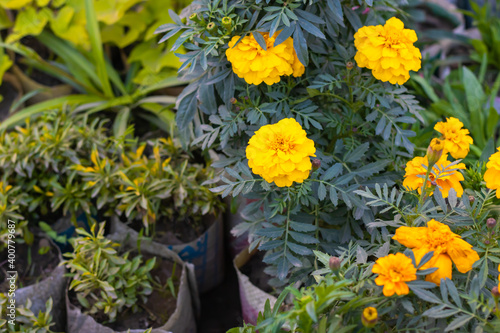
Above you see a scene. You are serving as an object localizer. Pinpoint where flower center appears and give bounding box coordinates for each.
[270,135,294,152]
[427,231,452,249]
[383,30,403,46]
[388,267,404,281]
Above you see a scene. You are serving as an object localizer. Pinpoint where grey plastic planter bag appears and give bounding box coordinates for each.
[65,226,199,333]
[2,239,67,332]
[110,216,224,293]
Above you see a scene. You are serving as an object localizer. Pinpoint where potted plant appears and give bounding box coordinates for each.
[75,136,226,293]
[62,222,197,333]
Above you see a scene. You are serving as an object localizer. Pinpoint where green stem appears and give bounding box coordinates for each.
[418,167,432,208]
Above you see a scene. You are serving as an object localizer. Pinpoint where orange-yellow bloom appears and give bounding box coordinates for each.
[354,17,421,84]
[434,117,473,159]
[246,118,316,187]
[393,219,480,285]
[226,32,304,85]
[484,148,500,199]
[403,154,466,198]
[372,253,417,296]
[361,307,378,328]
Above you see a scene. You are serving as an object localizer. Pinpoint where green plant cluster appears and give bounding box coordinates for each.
[159,0,423,285]
[0,107,223,232]
[62,222,156,323]
[0,297,58,333]
[229,175,500,332]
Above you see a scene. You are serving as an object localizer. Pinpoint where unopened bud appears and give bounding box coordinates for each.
[468,195,475,203]
[329,256,341,271]
[487,218,497,229]
[361,307,378,328]
[352,127,358,133]
[244,96,249,101]
[189,13,204,24]
[430,181,437,186]
[485,240,490,245]
[230,97,237,104]
[189,13,198,21]
[492,286,500,298]
[427,138,444,167]
[312,159,321,170]
[346,61,354,70]
[221,16,232,31]
[235,106,240,111]
[206,22,216,32]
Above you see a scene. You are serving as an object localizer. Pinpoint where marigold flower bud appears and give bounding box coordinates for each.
[468,195,475,203]
[312,159,321,170]
[362,307,378,328]
[189,13,204,24]
[206,22,216,32]
[487,218,497,229]
[492,286,500,298]
[235,106,240,111]
[222,16,232,31]
[329,256,341,271]
[485,240,490,245]
[346,61,354,70]
[427,138,444,167]
[230,97,237,104]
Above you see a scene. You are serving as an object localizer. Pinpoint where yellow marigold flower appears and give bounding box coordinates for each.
[434,117,473,159]
[403,154,466,198]
[393,219,480,285]
[226,32,305,85]
[484,148,500,199]
[372,253,416,296]
[361,307,378,328]
[246,118,316,187]
[354,17,421,85]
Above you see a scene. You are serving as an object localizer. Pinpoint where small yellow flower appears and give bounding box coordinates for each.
[484,148,500,199]
[372,253,417,296]
[246,118,316,187]
[393,219,480,285]
[403,154,466,198]
[434,117,473,159]
[354,17,421,84]
[226,32,304,85]
[362,307,378,328]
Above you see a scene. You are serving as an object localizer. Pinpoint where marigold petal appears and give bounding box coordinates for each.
[425,253,452,285]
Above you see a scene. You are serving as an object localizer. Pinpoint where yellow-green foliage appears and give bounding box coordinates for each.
[0,0,187,86]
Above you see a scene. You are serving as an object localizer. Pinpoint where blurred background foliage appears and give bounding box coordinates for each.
[0,0,192,137]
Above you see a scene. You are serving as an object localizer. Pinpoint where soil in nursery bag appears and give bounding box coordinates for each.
[129,215,211,245]
[239,250,273,293]
[68,254,181,332]
[117,213,225,293]
[0,236,59,290]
